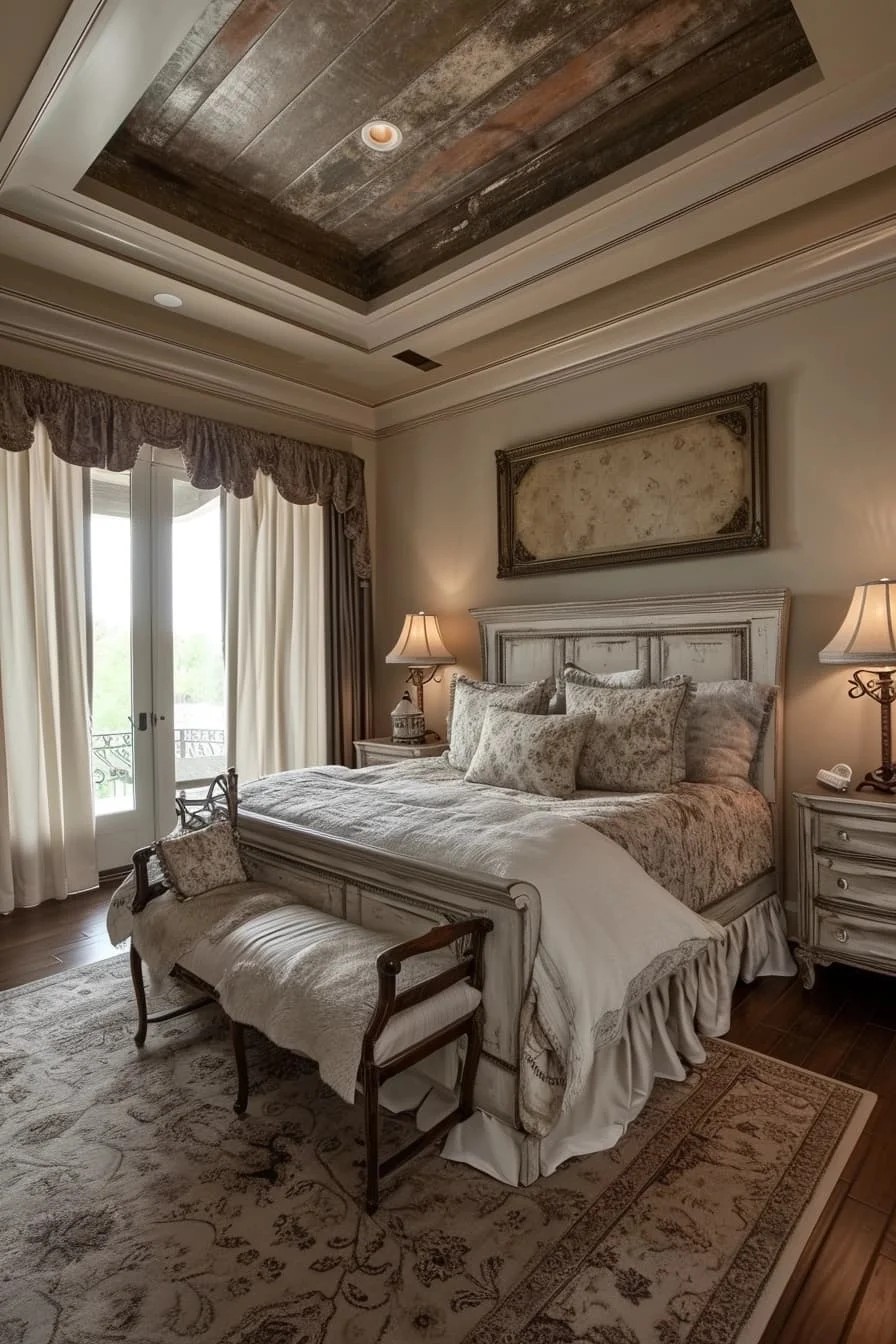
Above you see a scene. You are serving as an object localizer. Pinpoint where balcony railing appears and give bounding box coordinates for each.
[92,727,226,798]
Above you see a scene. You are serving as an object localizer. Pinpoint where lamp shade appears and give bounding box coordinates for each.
[386,611,456,667]
[819,579,896,665]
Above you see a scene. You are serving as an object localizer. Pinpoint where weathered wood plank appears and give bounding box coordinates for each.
[87,142,367,297]
[364,11,813,294]
[223,0,512,200]
[127,0,245,128]
[335,0,749,244]
[167,0,395,176]
[277,0,659,225]
[131,0,296,152]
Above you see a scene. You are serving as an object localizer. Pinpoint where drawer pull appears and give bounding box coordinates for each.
[837,830,850,842]
[837,877,849,890]
[834,928,849,943]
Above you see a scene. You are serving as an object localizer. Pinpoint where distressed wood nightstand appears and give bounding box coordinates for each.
[353,737,448,769]
[793,788,896,988]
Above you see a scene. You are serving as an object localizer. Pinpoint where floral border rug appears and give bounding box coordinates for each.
[0,956,872,1344]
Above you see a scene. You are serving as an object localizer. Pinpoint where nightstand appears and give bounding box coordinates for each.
[793,788,896,988]
[353,737,449,768]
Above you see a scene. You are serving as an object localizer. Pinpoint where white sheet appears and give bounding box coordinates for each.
[439,893,795,1182]
[240,765,724,1133]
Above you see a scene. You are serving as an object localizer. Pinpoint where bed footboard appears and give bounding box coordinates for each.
[237,809,541,1132]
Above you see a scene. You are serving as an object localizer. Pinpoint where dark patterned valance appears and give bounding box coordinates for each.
[0,364,370,578]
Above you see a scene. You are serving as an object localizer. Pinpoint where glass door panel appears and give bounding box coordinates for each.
[89,470,134,814]
[89,462,154,870]
[171,479,226,790]
[89,457,227,871]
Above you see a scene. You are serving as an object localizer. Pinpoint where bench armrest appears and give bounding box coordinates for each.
[364,917,493,1050]
[130,845,166,914]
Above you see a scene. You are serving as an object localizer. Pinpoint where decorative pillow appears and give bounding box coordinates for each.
[550,663,648,714]
[564,676,694,792]
[686,680,777,791]
[465,706,591,798]
[447,675,551,772]
[156,819,247,900]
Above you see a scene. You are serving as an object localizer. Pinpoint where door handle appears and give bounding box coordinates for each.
[129,712,149,732]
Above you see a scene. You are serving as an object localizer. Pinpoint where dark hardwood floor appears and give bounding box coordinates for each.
[1,891,894,1341]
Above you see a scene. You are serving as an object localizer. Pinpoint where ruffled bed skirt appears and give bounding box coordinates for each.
[423,893,795,1185]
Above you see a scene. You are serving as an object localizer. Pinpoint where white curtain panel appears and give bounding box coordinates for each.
[0,422,97,913]
[225,472,326,782]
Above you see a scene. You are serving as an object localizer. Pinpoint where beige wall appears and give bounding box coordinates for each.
[0,0,70,138]
[374,276,896,904]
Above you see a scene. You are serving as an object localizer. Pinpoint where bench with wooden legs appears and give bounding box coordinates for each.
[128,836,492,1213]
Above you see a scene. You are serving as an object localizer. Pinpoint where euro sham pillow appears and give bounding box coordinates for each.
[155,819,247,900]
[447,674,551,772]
[685,680,777,791]
[564,673,694,792]
[465,705,591,798]
[549,662,648,714]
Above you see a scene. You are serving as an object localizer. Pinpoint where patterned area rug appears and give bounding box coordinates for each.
[1,957,872,1344]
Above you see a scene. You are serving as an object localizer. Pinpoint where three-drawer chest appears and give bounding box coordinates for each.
[793,789,896,988]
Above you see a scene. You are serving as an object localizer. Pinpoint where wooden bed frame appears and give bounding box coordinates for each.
[237,589,790,1184]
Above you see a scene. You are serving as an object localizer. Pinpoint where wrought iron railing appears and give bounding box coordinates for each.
[92,727,226,797]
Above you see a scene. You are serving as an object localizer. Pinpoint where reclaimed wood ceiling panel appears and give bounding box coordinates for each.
[84,0,815,300]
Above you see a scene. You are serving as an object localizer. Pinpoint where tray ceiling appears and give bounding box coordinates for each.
[83,0,815,301]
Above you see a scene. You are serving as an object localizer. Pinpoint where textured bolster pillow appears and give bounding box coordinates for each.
[549,662,648,714]
[564,675,694,792]
[685,680,777,790]
[155,819,248,900]
[465,705,591,798]
[447,674,552,772]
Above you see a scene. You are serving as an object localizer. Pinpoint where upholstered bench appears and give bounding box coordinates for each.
[127,811,491,1213]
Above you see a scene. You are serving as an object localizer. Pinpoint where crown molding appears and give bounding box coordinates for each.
[0,209,894,447]
[0,289,376,440]
[373,213,896,436]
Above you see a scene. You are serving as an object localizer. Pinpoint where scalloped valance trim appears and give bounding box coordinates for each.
[0,363,370,578]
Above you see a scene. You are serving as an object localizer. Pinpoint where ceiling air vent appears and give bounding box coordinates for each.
[393,349,441,372]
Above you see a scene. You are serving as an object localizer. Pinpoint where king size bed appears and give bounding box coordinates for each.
[203,589,795,1185]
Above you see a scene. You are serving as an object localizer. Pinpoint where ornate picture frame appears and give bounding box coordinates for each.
[496,383,768,577]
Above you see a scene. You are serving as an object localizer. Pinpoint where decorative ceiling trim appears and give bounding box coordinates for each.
[3,0,894,360]
[0,209,894,445]
[364,103,896,354]
[0,288,376,441]
[372,212,896,434]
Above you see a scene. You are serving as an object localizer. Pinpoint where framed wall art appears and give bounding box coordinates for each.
[496,383,768,577]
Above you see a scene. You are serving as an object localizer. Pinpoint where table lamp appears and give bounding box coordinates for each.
[386,612,456,732]
[819,578,896,794]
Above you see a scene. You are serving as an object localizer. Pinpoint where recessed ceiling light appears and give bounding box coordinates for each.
[361,120,402,152]
[153,292,183,308]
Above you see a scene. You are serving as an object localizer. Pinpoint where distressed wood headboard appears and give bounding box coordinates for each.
[472,589,790,819]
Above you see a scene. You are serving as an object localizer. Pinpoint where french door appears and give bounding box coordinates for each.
[89,448,226,870]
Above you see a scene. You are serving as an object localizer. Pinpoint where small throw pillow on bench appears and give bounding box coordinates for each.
[156,819,248,900]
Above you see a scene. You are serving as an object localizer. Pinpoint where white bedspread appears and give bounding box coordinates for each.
[240,767,724,1134]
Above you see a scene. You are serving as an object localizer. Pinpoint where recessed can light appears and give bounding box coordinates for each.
[153,292,183,308]
[361,120,402,152]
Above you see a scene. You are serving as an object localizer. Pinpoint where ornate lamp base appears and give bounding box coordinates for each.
[848,668,896,797]
[856,767,896,794]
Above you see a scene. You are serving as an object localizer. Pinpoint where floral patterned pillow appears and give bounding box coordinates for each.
[155,819,248,900]
[550,663,648,714]
[447,675,552,772]
[564,677,694,792]
[465,706,591,798]
[686,680,777,790]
